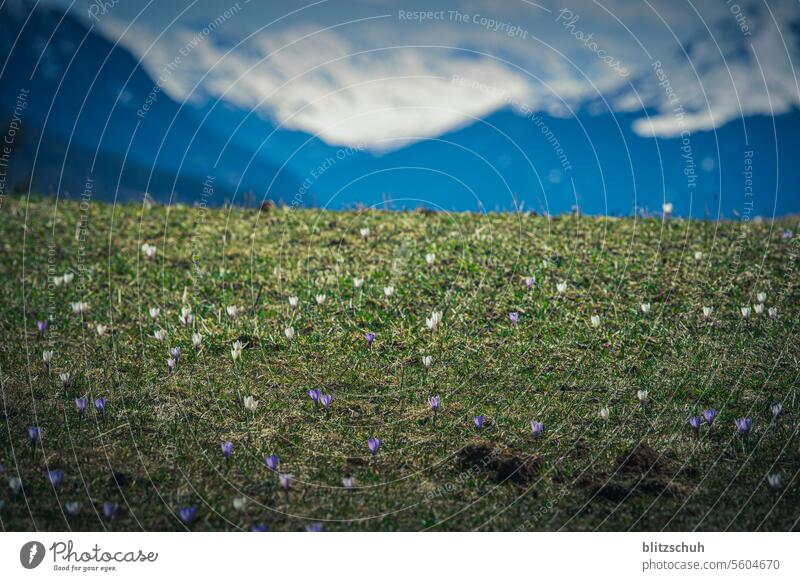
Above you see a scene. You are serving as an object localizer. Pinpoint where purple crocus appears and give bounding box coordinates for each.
[167,357,176,373]
[264,454,279,471]
[531,421,544,439]
[37,320,48,335]
[251,523,269,532]
[509,312,519,325]
[169,346,181,363]
[474,415,484,432]
[307,389,321,407]
[365,332,375,347]
[428,396,440,412]
[688,416,702,433]
[102,501,118,520]
[279,473,293,493]
[305,522,324,532]
[94,397,107,414]
[75,397,88,417]
[221,441,233,462]
[735,417,752,436]
[28,426,41,445]
[702,409,717,425]
[368,437,381,456]
[47,469,64,490]
[178,505,198,525]
[321,394,333,411]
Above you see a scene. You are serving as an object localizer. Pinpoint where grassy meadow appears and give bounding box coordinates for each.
[1,195,799,531]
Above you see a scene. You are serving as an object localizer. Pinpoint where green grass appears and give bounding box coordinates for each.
[1,195,799,531]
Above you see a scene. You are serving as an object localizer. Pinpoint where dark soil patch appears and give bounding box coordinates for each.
[456,441,542,485]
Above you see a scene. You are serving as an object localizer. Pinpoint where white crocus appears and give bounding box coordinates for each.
[637,390,648,405]
[757,292,767,303]
[9,477,22,494]
[96,324,107,337]
[359,227,370,240]
[426,310,443,331]
[71,301,89,315]
[383,286,394,298]
[694,251,703,261]
[422,355,432,368]
[640,303,651,314]
[741,306,751,319]
[662,202,673,216]
[315,294,326,305]
[590,315,601,328]
[231,340,243,362]
[767,473,782,490]
[226,305,239,318]
[59,372,70,386]
[754,303,764,315]
[768,307,777,319]
[425,253,436,266]
[599,407,610,422]
[154,329,166,342]
[63,272,74,285]
[53,275,64,287]
[702,306,713,319]
[284,326,295,341]
[149,307,160,320]
[42,350,54,364]
[179,306,194,326]
[353,277,364,289]
[770,403,782,417]
[288,296,299,309]
[191,333,203,347]
[141,243,157,259]
[243,395,258,412]
[64,501,81,516]
[556,281,567,294]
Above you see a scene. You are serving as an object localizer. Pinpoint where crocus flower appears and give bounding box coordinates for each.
[637,390,648,406]
[264,455,279,471]
[9,476,22,494]
[28,426,40,444]
[757,292,767,303]
[170,347,181,362]
[693,250,703,261]
[149,307,160,320]
[243,396,258,412]
[154,329,166,342]
[141,243,157,259]
[102,501,118,520]
[342,476,355,490]
[42,350,54,367]
[233,497,248,511]
[702,409,717,425]
[285,326,295,341]
[590,315,601,328]
[599,407,610,422]
[47,469,64,490]
[359,227,370,240]
[365,332,375,347]
[474,415,484,431]
[71,301,89,316]
[353,277,364,289]
[782,229,793,240]
[96,324,108,337]
[662,202,673,216]
[315,294,326,306]
[75,397,88,416]
[524,276,536,290]
[768,307,777,319]
[422,355,432,368]
[37,320,48,334]
[531,421,544,439]
[688,416,702,433]
[640,303,651,314]
[305,522,323,532]
[509,312,519,325]
[231,340,243,361]
[428,395,440,412]
[368,437,381,455]
[59,372,70,387]
[192,333,203,347]
[94,397,107,414]
[65,501,81,516]
[307,388,321,407]
[321,394,333,411]
[167,357,176,372]
[754,303,764,315]
[221,441,233,462]
[279,473,293,493]
[179,506,198,525]
[179,307,193,326]
[702,306,713,319]
[63,272,74,285]
[735,417,752,436]
[767,474,782,490]
[740,306,751,319]
[556,281,567,294]
[226,305,239,318]
[251,523,269,532]
[383,286,394,298]
[770,403,782,418]
[288,296,299,309]
[426,310,443,331]
[425,253,436,266]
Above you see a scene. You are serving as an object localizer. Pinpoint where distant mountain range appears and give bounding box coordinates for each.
[1,2,798,217]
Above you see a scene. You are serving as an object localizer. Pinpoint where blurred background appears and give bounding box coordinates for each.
[1,0,798,217]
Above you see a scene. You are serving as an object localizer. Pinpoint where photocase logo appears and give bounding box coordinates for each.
[20,541,46,569]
